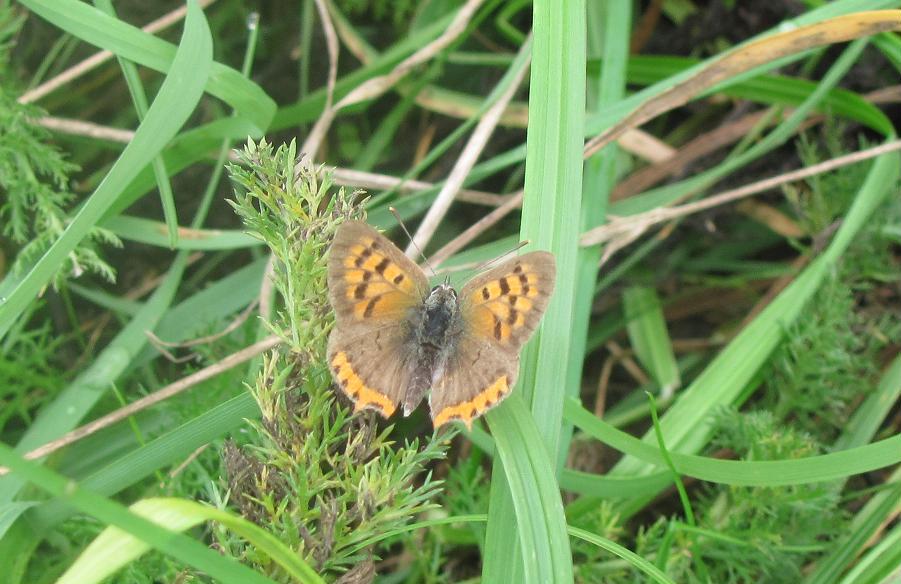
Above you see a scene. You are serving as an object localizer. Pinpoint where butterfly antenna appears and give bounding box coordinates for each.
[389,207,438,278]
[472,240,530,272]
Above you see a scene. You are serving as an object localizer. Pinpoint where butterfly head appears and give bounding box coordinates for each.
[425,281,458,312]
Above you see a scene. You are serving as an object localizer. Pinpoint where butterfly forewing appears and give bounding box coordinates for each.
[327,221,428,417]
[460,251,556,353]
[328,221,428,329]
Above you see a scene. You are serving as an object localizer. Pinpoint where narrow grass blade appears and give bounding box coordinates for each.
[102,215,262,250]
[804,481,901,584]
[484,395,573,584]
[483,0,584,579]
[92,0,179,248]
[564,398,901,486]
[57,498,324,584]
[839,514,901,584]
[568,526,675,584]
[834,354,901,450]
[559,0,631,466]
[623,287,680,398]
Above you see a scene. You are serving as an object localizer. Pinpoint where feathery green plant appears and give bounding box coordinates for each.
[0,3,119,286]
[224,139,448,580]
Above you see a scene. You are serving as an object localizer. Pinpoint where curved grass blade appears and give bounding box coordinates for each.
[0,445,276,584]
[57,498,324,584]
[484,395,572,584]
[564,398,901,486]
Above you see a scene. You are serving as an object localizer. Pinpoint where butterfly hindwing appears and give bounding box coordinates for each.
[429,335,516,429]
[328,220,428,330]
[328,324,410,417]
[429,251,556,428]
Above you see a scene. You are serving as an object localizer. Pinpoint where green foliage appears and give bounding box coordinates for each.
[4,2,901,583]
[700,411,841,583]
[0,4,119,286]
[223,140,448,581]
[0,317,67,434]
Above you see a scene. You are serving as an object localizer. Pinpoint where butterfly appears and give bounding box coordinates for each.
[326,220,556,429]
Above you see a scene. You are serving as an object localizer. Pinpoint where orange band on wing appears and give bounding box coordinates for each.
[433,376,509,429]
[331,351,396,417]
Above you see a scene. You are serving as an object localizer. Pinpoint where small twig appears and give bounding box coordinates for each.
[300,0,340,158]
[167,444,210,480]
[407,39,531,255]
[148,299,259,349]
[593,355,616,419]
[429,190,524,268]
[582,139,901,248]
[332,0,486,111]
[19,0,218,104]
[605,341,650,386]
[29,117,519,210]
[330,167,511,207]
[35,116,137,142]
[0,335,281,476]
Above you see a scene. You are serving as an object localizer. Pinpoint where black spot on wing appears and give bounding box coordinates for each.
[374,257,390,275]
[499,277,510,295]
[354,284,368,299]
[482,287,490,300]
[355,246,373,267]
[363,296,381,318]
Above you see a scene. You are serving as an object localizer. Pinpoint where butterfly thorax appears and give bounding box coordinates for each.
[402,283,461,415]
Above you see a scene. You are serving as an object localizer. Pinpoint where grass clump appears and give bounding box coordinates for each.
[222,139,448,580]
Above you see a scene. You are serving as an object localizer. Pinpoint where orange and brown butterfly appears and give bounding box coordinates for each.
[326,220,555,429]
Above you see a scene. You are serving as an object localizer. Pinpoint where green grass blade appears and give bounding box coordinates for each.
[102,215,262,250]
[564,398,901,486]
[483,0,585,579]
[838,512,901,584]
[559,0,631,467]
[568,526,675,584]
[834,354,901,451]
[0,444,277,584]
[623,287,680,397]
[0,0,212,338]
[92,0,179,248]
[804,481,901,584]
[57,498,324,584]
[484,395,573,584]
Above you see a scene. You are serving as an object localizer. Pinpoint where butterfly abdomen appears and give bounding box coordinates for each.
[401,284,462,415]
